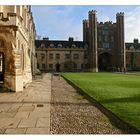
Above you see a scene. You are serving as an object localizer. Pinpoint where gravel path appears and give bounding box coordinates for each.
[50,75,137,134]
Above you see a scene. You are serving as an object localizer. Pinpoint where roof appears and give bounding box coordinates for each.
[125,42,140,50]
[35,40,88,49]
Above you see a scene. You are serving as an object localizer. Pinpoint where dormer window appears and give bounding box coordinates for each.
[72,44,76,48]
[58,43,62,48]
[130,46,135,51]
[41,43,45,48]
[50,43,54,48]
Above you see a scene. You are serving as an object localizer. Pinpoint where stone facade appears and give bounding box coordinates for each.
[35,10,140,73]
[0,6,36,92]
[83,10,126,72]
[126,39,140,71]
[35,38,88,72]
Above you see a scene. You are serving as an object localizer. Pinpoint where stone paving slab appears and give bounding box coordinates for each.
[29,110,50,118]
[26,127,50,134]
[36,118,50,128]
[5,128,26,134]
[0,111,17,118]
[18,118,37,128]
[15,111,30,118]
[0,118,21,129]
[18,106,35,112]
[0,73,51,134]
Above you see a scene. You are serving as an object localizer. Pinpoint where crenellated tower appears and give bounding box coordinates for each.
[83,19,89,42]
[116,12,126,71]
[88,10,98,72]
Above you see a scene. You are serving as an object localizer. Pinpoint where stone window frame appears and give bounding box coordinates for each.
[73,53,79,59]
[49,53,53,59]
[73,63,77,69]
[49,64,53,69]
[42,63,46,69]
[103,43,110,49]
[65,53,71,59]
[55,53,60,59]
[41,53,45,60]
[50,43,54,48]
[58,43,63,48]
[72,44,76,48]
[41,43,45,48]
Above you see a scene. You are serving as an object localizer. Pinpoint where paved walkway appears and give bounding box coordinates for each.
[0,73,51,134]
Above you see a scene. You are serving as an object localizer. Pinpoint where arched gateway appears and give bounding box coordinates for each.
[98,53,112,71]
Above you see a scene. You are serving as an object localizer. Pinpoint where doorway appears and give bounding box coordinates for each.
[0,52,4,83]
[55,62,60,72]
[98,53,112,71]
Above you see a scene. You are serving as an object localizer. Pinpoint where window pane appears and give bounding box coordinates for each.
[56,53,60,59]
[65,54,70,59]
[49,53,53,59]
[73,54,79,59]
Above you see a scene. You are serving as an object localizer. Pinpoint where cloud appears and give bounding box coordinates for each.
[32,6,83,40]
[32,6,140,42]
[125,6,140,42]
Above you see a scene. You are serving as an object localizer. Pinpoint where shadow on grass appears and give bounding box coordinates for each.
[100,95,140,104]
[62,75,140,134]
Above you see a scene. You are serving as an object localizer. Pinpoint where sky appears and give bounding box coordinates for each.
[32,5,140,42]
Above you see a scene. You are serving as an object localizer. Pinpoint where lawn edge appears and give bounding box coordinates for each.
[61,74,139,134]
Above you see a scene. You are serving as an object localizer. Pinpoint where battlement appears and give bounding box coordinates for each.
[88,10,97,15]
[83,19,89,23]
[116,12,124,17]
[98,21,116,25]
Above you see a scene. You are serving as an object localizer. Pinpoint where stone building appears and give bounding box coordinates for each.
[83,10,126,72]
[35,37,88,72]
[35,10,140,73]
[0,6,36,92]
[126,39,140,71]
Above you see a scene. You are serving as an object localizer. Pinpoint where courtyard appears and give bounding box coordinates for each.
[0,73,139,134]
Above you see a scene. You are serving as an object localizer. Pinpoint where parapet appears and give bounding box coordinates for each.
[88,10,97,15]
[83,19,89,23]
[116,12,124,17]
[98,21,115,25]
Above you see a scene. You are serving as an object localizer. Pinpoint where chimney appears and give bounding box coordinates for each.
[134,38,139,44]
[68,37,74,41]
[43,37,49,41]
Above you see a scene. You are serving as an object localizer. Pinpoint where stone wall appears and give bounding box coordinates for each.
[0,6,36,92]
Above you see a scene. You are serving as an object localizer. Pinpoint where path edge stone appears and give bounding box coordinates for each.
[61,74,140,134]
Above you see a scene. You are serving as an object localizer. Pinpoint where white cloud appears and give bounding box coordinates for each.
[32,6,140,42]
[125,6,140,42]
[32,6,83,40]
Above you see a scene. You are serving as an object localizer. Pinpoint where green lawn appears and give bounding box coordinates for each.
[63,72,140,131]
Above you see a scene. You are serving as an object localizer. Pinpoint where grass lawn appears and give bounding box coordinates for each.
[63,72,140,131]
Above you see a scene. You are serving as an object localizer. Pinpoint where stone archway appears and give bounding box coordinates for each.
[98,53,112,71]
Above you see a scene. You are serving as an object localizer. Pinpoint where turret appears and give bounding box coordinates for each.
[88,10,98,72]
[116,12,126,71]
[83,19,89,42]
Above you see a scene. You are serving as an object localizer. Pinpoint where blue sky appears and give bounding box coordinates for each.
[32,5,140,41]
